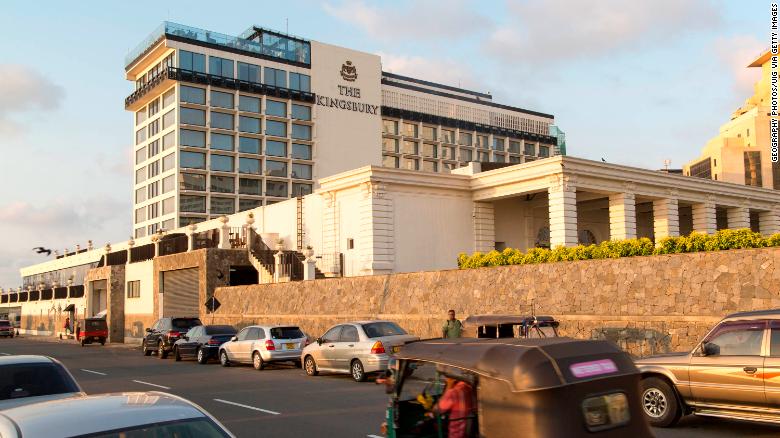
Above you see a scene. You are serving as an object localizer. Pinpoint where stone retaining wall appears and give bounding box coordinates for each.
[211,247,780,356]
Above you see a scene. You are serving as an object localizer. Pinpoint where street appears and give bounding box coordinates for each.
[2,337,780,437]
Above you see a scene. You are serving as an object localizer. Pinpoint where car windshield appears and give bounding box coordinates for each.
[172,318,202,330]
[0,363,80,400]
[270,327,304,339]
[77,418,229,438]
[85,320,106,329]
[397,361,445,402]
[362,322,407,338]
[205,325,237,335]
[0,321,10,327]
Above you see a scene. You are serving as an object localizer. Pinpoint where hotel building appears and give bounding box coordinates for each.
[125,22,561,238]
[683,48,778,189]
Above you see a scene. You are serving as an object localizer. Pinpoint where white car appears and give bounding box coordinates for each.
[302,320,418,382]
[0,355,85,410]
[219,325,308,370]
[0,391,234,437]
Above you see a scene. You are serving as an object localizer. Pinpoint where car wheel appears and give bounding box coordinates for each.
[158,341,168,359]
[351,359,366,382]
[253,352,265,370]
[641,377,682,427]
[304,355,318,376]
[174,346,182,361]
[80,339,85,347]
[143,341,152,356]
[197,348,209,365]
[220,350,230,367]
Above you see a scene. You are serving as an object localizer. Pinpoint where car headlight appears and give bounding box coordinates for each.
[581,392,630,431]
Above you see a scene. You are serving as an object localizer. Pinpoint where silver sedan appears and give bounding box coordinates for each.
[302,320,418,382]
[219,325,308,370]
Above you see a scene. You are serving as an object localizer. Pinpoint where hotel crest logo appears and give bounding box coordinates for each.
[340,61,357,82]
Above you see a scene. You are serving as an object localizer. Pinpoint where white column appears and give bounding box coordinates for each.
[218,216,231,249]
[358,182,395,276]
[653,198,680,241]
[609,193,637,240]
[726,206,750,230]
[186,223,197,252]
[473,201,495,253]
[273,250,283,283]
[548,177,577,248]
[759,205,780,235]
[303,248,316,281]
[692,202,717,234]
[126,239,134,264]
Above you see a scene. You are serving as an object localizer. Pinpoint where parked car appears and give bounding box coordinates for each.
[76,318,107,346]
[0,320,13,338]
[220,325,308,370]
[635,309,780,427]
[143,317,202,359]
[302,321,418,382]
[0,391,234,437]
[0,355,85,410]
[174,325,237,364]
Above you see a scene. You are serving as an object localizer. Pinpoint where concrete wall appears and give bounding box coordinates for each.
[211,246,780,357]
[124,260,155,340]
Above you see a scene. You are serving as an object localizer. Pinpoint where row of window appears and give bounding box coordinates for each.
[178,173,311,196]
[381,153,542,172]
[382,119,549,153]
[135,131,176,165]
[135,196,175,224]
[134,218,175,238]
[179,86,312,120]
[179,107,312,140]
[178,152,312,179]
[179,129,312,158]
[382,139,549,160]
[136,88,176,125]
[180,184,310,214]
[179,50,311,91]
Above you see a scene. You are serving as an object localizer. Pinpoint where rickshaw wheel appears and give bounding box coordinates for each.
[640,377,681,427]
[351,359,366,382]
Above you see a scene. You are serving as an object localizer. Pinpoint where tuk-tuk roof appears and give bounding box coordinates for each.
[395,337,636,391]
[463,314,558,327]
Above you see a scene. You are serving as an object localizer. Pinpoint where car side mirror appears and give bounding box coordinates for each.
[701,341,719,356]
[316,337,323,345]
[231,336,237,342]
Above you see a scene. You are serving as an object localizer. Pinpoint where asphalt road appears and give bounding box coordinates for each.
[2,337,779,437]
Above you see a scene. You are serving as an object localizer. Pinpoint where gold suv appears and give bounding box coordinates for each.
[635,309,780,427]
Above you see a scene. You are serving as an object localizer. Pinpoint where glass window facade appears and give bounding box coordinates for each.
[162,175,174,193]
[181,108,205,126]
[539,145,550,157]
[292,183,313,196]
[210,175,235,193]
[291,104,311,121]
[210,133,233,151]
[266,120,287,137]
[210,111,234,130]
[210,90,234,109]
[266,140,287,157]
[266,160,287,177]
[180,85,206,104]
[291,124,311,140]
[180,129,206,148]
[289,72,311,92]
[291,163,312,180]
[162,109,175,129]
[266,180,288,197]
[239,116,261,133]
[459,132,472,146]
[442,129,455,143]
[237,62,261,83]
[403,123,418,138]
[264,67,287,88]
[180,195,206,213]
[180,151,205,169]
[266,100,286,117]
[181,173,205,191]
[383,138,399,153]
[383,120,398,135]
[210,154,234,172]
[402,140,418,155]
[382,155,399,168]
[239,95,260,113]
[423,143,437,158]
[239,157,261,174]
[239,198,263,211]
[422,126,436,141]
[209,56,234,78]
[162,153,175,171]
[162,131,175,150]
[179,50,205,73]
[239,178,262,195]
[239,136,260,154]
[292,143,312,160]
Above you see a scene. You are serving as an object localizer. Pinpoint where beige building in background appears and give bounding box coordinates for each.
[684,48,777,188]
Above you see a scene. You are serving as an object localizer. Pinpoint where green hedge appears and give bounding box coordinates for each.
[457,229,780,269]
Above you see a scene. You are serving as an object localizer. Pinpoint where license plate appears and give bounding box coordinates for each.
[285,343,296,349]
[92,337,100,341]
[392,346,400,353]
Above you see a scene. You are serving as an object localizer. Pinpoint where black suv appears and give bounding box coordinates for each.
[143,317,202,359]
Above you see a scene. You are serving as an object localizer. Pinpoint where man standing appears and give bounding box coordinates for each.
[63,316,71,336]
[442,309,463,338]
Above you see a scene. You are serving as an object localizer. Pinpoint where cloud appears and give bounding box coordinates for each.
[486,0,720,67]
[712,34,764,98]
[379,52,487,92]
[322,0,491,42]
[0,64,65,135]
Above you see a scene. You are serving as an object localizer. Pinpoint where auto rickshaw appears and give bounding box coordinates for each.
[462,314,560,339]
[379,337,653,438]
[76,318,108,346]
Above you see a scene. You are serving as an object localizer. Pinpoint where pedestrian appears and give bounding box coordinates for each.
[63,316,71,335]
[442,309,463,338]
[433,377,475,438]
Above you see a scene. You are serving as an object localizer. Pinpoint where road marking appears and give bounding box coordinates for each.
[367,435,384,438]
[80,369,107,376]
[132,380,171,390]
[213,398,280,415]
[0,353,10,356]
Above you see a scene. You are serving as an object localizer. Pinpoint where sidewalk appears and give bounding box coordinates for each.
[9,333,141,349]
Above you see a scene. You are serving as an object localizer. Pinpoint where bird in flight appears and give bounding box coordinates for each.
[32,247,52,256]
[601,158,607,162]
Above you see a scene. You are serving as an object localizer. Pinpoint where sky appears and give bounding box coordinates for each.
[0,0,769,287]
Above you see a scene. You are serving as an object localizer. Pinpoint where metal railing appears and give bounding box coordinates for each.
[130,244,155,263]
[276,251,304,281]
[315,253,344,278]
[193,230,219,250]
[159,234,188,256]
[104,251,128,266]
[229,227,247,249]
